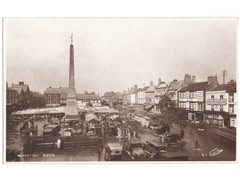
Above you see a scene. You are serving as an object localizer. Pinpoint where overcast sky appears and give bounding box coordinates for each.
[4,18,237,95]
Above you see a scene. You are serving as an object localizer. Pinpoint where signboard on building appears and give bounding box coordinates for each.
[207,99,227,105]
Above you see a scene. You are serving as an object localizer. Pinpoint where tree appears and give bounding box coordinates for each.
[157,94,187,123]
[157,94,175,113]
[28,92,46,108]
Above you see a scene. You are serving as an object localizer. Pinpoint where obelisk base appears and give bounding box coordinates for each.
[65,89,79,121]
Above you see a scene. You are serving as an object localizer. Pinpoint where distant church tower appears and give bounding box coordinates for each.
[65,34,79,119]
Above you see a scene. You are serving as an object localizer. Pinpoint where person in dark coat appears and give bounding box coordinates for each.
[180,129,184,139]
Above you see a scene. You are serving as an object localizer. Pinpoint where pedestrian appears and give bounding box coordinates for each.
[180,129,184,139]
[195,139,199,149]
[57,138,61,149]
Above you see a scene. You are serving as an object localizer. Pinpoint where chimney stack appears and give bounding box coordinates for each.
[184,74,192,85]
[19,81,24,86]
[150,81,154,86]
[158,78,161,86]
[192,76,196,83]
[134,84,138,91]
[207,75,218,86]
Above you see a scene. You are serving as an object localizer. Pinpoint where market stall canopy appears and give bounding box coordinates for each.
[78,108,87,113]
[11,112,17,116]
[85,113,99,122]
[34,110,50,114]
[133,116,150,127]
[110,114,119,120]
[49,109,64,114]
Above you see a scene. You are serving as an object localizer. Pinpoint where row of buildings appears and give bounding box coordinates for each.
[44,87,101,107]
[6,81,31,111]
[120,74,237,128]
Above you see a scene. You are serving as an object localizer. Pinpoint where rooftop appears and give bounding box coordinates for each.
[77,94,101,100]
[179,81,215,91]
[11,83,30,93]
[213,83,236,92]
[169,80,184,90]
[146,85,155,92]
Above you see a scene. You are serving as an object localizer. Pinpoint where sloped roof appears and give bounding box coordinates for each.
[11,84,29,93]
[142,86,150,91]
[146,86,155,92]
[7,87,18,92]
[213,83,236,92]
[45,88,61,94]
[59,87,69,93]
[169,80,184,90]
[156,82,170,89]
[77,94,101,100]
[179,81,210,91]
[44,87,69,94]
[10,87,23,94]
[138,86,150,92]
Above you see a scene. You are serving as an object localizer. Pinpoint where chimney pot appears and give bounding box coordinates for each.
[19,81,24,86]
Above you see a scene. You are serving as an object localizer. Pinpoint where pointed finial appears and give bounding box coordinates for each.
[71,33,73,44]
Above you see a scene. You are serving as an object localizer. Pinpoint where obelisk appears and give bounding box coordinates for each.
[65,34,79,119]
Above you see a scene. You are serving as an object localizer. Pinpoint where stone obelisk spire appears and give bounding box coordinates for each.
[69,33,75,90]
[65,33,79,119]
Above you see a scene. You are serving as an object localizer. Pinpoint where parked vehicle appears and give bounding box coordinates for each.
[143,140,167,159]
[165,133,185,149]
[152,125,169,136]
[149,122,162,130]
[196,123,205,131]
[105,143,123,161]
[20,118,37,136]
[123,140,146,160]
[43,124,60,136]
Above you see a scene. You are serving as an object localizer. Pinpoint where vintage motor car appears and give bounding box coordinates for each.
[105,143,123,161]
[143,140,167,159]
[123,140,146,160]
[43,124,60,136]
[149,122,162,130]
[20,118,37,136]
[165,133,185,149]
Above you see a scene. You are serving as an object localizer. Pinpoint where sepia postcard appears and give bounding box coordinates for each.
[3,18,237,163]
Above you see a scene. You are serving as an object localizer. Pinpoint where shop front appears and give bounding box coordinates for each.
[204,111,229,127]
[229,115,236,128]
[187,111,204,121]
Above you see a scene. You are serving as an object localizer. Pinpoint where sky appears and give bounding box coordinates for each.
[4,18,237,95]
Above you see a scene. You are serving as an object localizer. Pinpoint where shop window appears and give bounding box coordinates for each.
[211,105,214,111]
[198,103,203,111]
[220,105,223,112]
[190,103,195,110]
[229,105,234,114]
[190,92,195,98]
[229,93,234,102]
[220,95,223,100]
